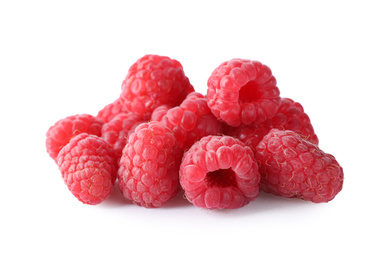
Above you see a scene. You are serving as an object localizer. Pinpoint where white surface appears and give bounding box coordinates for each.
[1,1,389,259]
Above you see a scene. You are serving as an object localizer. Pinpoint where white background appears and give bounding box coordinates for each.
[1,1,389,259]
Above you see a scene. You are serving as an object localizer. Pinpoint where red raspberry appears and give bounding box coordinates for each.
[255,129,343,203]
[180,135,260,209]
[117,121,182,208]
[207,58,281,127]
[57,133,118,205]
[96,98,129,123]
[46,114,104,162]
[225,97,319,151]
[101,113,145,158]
[120,54,194,118]
[158,92,222,150]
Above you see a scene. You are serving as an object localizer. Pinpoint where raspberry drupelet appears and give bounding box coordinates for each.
[255,129,343,203]
[120,54,194,119]
[150,104,172,122]
[180,135,260,209]
[207,58,281,127]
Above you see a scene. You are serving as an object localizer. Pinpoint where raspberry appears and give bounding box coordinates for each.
[57,133,118,205]
[120,54,194,118]
[96,98,129,123]
[255,129,343,203]
[46,114,104,162]
[158,92,222,150]
[207,58,281,127]
[117,121,182,208]
[225,97,319,151]
[101,113,145,157]
[179,135,260,209]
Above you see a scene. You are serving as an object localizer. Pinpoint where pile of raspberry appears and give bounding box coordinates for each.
[46,54,344,209]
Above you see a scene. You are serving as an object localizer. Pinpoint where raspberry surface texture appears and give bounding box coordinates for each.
[150,104,172,122]
[46,114,104,162]
[158,92,222,150]
[225,97,318,151]
[207,58,281,127]
[180,135,260,209]
[120,54,194,118]
[255,129,343,203]
[57,133,118,205]
[117,121,182,208]
[96,98,129,123]
[101,113,145,158]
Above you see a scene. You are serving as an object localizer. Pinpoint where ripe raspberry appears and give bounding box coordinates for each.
[225,97,319,151]
[180,135,260,209]
[158,92,222,150]
[46,114,104,162]
[97,98,129,123]
[118,121,182,208]
[207,58,281,127]
[57,133,118,205]
[101,113,145,157]
[120,54,194,118]
[255,129,343,203]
